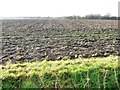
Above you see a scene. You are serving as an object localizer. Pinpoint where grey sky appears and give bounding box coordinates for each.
[0,0,119,17]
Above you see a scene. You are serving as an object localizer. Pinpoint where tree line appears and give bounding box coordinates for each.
[64,14,118,20]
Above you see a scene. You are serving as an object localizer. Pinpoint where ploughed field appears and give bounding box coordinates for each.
[1,19,119,64]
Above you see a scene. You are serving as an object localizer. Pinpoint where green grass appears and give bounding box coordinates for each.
[0,55,120,89]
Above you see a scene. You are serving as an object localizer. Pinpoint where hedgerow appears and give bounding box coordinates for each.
[1,55,120,89]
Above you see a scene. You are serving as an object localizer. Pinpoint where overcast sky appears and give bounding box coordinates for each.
[0,0,119,17]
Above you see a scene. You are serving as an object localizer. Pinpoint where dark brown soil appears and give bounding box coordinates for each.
[1,19,119,64]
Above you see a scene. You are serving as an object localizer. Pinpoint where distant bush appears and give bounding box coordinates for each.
[64,14,118,20]
[85,14,101,19]
[64,16,82,19]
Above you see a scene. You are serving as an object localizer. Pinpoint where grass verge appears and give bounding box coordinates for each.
[0,55,120,89]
